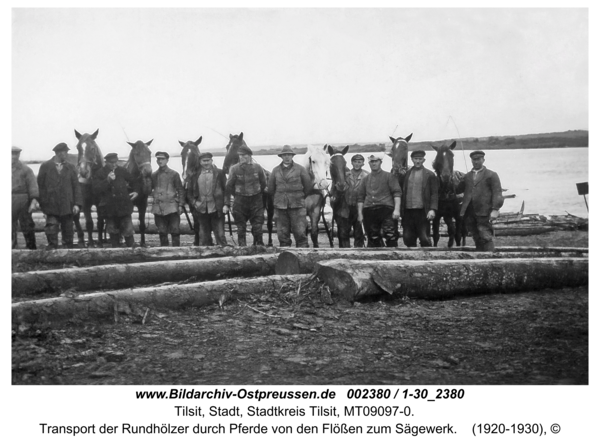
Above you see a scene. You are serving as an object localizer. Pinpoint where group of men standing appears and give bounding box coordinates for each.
[12,142,503,252]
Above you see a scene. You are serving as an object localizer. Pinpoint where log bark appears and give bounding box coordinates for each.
[13,245,276,268]
[12,275,309,325]
[276,247,588,275]
[13,254,278,296]
[316,258,588,301]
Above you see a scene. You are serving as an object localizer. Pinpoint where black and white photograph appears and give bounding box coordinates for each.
[6,3,594,442]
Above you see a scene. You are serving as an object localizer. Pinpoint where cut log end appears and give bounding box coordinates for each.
[275,251,302,275]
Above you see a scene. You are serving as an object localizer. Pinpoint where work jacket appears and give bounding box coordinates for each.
[400,166,439,216]
[268,162,312,209]
[226,161,266,198]
[93,165,140,218]
[187,166,229,217]
[37,158,82,216]
[151,166,185,215]
[357,169,402,209]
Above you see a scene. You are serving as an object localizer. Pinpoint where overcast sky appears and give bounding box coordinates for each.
[11,7,589,159]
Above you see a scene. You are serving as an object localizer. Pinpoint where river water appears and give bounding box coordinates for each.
[26,147,589,217]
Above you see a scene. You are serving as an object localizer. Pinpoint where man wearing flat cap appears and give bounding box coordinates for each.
[399,149,438,247]
[268,146,312,248]
[12,146,39,249]
[357,152,402,247]
[187,152,229,246]
[37,143,83,249]
[457,150,504,251]
[345,153,369,247]
[93,152,141,248]
[150,151,185,247]
[225,145,267,246]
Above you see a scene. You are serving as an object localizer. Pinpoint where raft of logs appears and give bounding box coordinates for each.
[12,244,588,326]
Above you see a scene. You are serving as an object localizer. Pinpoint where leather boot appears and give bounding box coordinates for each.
[110,234,120,248]
[46,233,59,250]
[171,235,180,247]
[125,235,135,247]
[24,233,37,250]
[159,234,169,247]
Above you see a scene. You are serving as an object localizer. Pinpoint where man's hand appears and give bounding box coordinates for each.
[223,205,230,214]
[108,171,116,181]
[490,209,499,221]
[72,205,80,214]
[357,212,364,223]
[392,209,401,220]
[129,192,138,201]
[28,199,39,213]
[427,210,436,220]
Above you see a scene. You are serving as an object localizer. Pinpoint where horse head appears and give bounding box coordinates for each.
[432,141,457,192]
[387,133,413,174]
[126,139,153,178]
[327,144,349,193]
[179,136,203,181]
[303,144,331,191]
[74,129,103,181]
[223,132,248,174]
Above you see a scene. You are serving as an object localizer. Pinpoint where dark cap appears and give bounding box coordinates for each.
[470,150,485,159]
[104,153,119,162]
[351,154,364,161]
[238,146,253,156]
[12,146,22,153]
[52,143,70,153]
[155,151,169,159]
[411,150,426,158]
[278,146,296,157]
[199,152,213,160]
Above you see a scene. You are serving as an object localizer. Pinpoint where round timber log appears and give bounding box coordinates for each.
[315,257,588,301]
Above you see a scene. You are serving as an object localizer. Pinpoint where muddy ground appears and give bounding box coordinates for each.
[11,230,589,385]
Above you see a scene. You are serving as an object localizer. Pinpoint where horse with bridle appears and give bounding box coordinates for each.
[299,144,332,247]
[74,129,105,247]
[222,132,274,246]
[179,136,204,245]
[327,144,353,247]
[124,139,153,247]
[431,141,466,247]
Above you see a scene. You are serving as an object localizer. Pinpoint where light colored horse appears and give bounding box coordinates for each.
[300,144,331,247]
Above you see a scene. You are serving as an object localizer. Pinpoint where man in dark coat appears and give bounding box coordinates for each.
[345,154,369,247]
[93,153,140,247]
[37,143,82,249]
[151,151,185,246]
[187,152,229,246]
[268,146,312,248]
[457,150,504,251]
[400,150,439,247]
[12,146,39,249]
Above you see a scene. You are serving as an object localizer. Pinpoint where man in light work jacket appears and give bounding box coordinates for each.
[357,152,402,247]
[151,151,185,247]
[268,146,312,248]
[457,150,504,251]
[400,150,438,247]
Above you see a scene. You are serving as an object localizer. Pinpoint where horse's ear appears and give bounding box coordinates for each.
[91,129,99,140]
[327,145,334,156]
[405,133,413,142]
[74,130,82,140]
[127,141,135,148]
[146,139,153,146]
[195,136,203,146]
[450,141,457,150]
[239,132,244,140]
[431,145,439,152]
[342,145,350,155]
[179,141,185,147]
[389,136,396,143]
[322,144,328,151]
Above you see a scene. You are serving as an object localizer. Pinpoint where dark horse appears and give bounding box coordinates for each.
[431,141,466,247]
[74,129,105,247]
[327,144,352,247]
[222,132,274,246]
[179,136,203,245]
[124,140,153,247]
[388,134,412,242]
